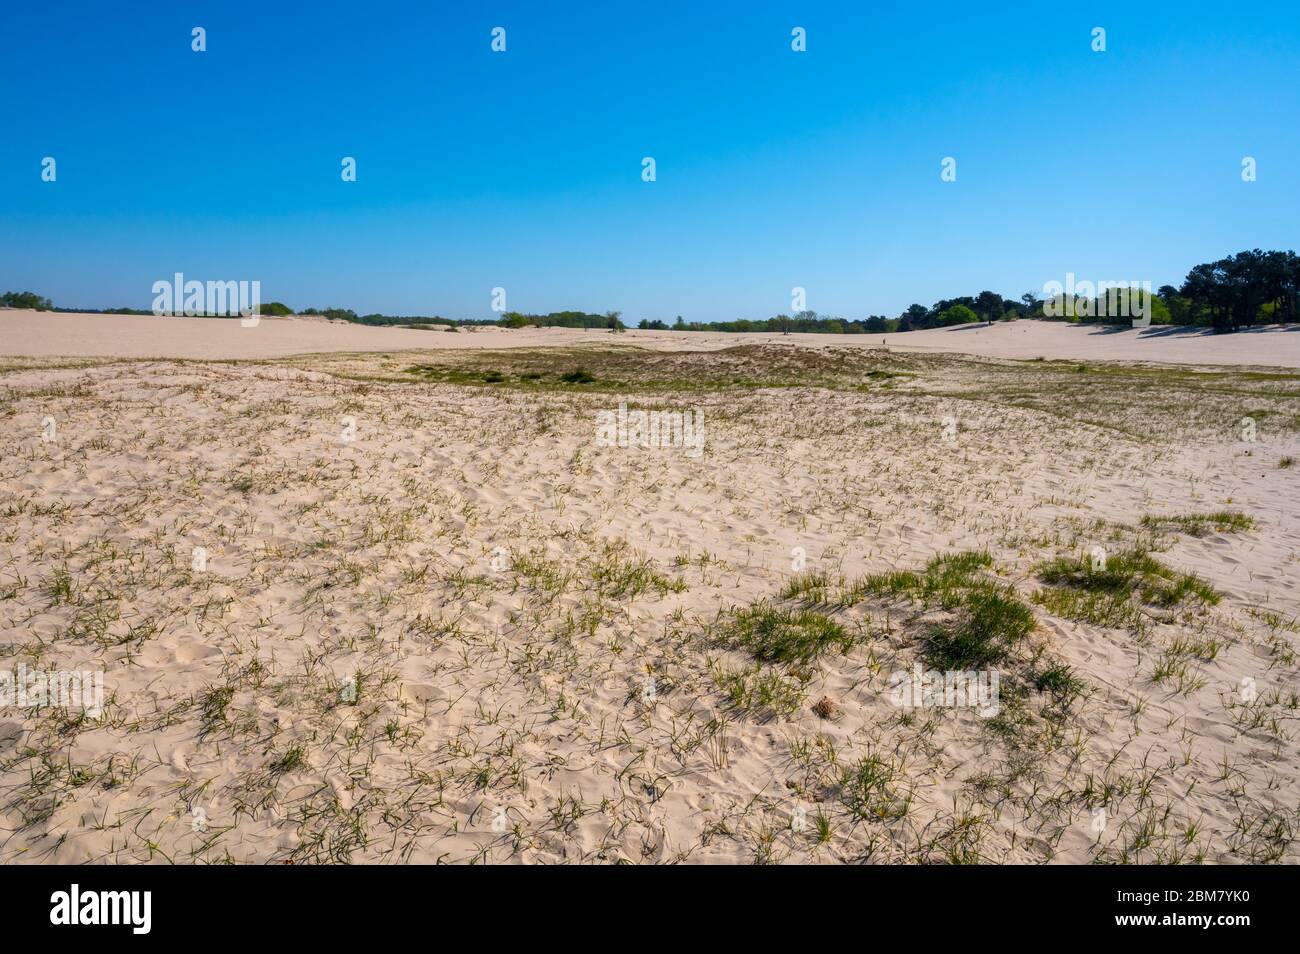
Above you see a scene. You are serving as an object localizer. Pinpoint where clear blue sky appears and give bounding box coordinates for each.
[1,1,1296,321]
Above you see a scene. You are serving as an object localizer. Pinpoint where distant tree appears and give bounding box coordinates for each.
[1,290,53,310]
[897,303,929,332]
[936,303,979,326]
[259,301,293,316]
[1163,249,1299,331]
[974,290,1004,324]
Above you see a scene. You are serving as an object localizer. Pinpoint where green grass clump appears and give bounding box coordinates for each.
[1140,511,1254,537]
[846,569,921,603]
[922,551,995,606]
[1036,548,1219,629]
[509,550,573,598]
[1033,660,1086,700]
[721,604,852,666]
[198,685,234,736]
[925,584,1036,669]
[559,368,595,384]
[270,744,306,774]
[837,550,1032,669]
[848,550,992,606]
[590,547,685,600]
[780,570,832,603]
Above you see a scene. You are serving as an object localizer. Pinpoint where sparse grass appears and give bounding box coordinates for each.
[780,570,831,604]
[711,662,805,718]
[1140,511,1255,537]
[840,751,911,821]
[844,569,921,603]
[1032,660,1087,702]
[6,343,1300,865]
[590,544,686,600]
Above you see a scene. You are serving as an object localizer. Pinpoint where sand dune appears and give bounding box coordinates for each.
[4,309,1300,367]
[2,316,1299,864]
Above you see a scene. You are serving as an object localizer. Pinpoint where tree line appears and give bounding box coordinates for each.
[634,248,1298,335]
[5,248,1295,334]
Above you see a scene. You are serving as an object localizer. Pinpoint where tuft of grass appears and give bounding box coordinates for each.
[1280,456,1295,469]
[846,569,921,603]
[1036,548,1219,629]
[780,571,831,604]
[837,550,1032,670]
[848,550,992,606]
[720,604,852,666]
[270,745,306,775]
[559,368,595,384]
[711,663,805,718]
[922,551,995,606]
[1140,510,1254,537]
[840,752,910,821]
[924,584,1035,669]
[590,545,686,600]
[198,685,235,736]
[1033,660,1086,701]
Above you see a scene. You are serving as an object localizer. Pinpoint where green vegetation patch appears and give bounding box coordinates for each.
[1036,548,1220,629]
[924,584,1037,670]
[1140,511,1255,537]
[847,550,993,607]
[719,604,852,666]
[590,545,686,600]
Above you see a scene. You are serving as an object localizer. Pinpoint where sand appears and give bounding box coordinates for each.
[5,308,1300,367]
[1,312,1298,864]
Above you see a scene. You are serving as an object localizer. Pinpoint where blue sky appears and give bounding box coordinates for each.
[1,1,1297,321]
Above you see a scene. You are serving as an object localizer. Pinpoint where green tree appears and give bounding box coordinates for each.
[974,290,1004,324]
[1,290,53,310]
[936,303,978,326]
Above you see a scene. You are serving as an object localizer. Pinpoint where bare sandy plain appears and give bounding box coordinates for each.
[6,308,1300,366]
[2,310,1299,863]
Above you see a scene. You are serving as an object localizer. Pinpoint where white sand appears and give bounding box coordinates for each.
[4,309,1300,366]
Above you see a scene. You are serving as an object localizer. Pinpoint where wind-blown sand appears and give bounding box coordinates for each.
[5,309,1300,367]
[2,312,1298,863]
